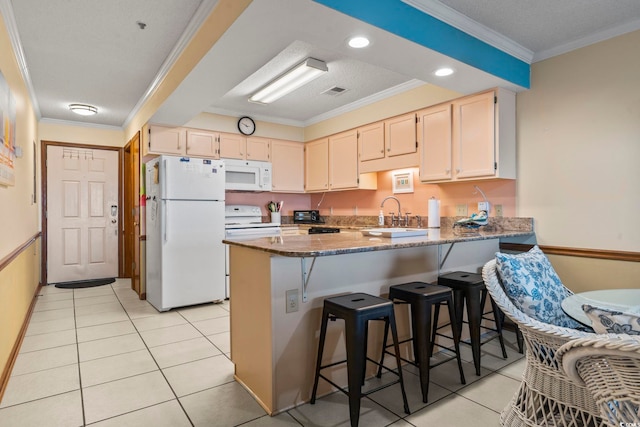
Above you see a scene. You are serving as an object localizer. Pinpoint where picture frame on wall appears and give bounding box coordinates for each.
[392,169,414,194]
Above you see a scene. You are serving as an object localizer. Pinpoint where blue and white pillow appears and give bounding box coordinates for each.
[582,304,640,335]
[495,246,582,329]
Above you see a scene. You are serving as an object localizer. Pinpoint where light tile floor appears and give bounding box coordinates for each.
[0,279,526,426]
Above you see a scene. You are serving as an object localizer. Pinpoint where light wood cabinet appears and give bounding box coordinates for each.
[358,121,385,161]
[246,137,270,161]
[146,125,185,156]
[271,140,304,193]
[305,133,377,192]
[218,133,270,161]
[385,112,417,157]
[304,138,329,192]
[329,130,359,190]
[417,103,452,181]
[419,88,516,183]
[218,132,246,160]
[359,113,420,173]
[186,129,219,158]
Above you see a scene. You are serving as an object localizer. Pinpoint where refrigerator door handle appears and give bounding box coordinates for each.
[163,200,168,242]
[161,158,168,199]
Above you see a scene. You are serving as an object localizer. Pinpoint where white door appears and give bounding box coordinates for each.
[47,146,119,283]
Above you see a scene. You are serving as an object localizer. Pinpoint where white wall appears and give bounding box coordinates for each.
[517,29,640,252]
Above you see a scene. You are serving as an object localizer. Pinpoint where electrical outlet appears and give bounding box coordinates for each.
[456,204,468,217]
[285,289,299,313]
[478,201,490,212]
[495,204,503,217]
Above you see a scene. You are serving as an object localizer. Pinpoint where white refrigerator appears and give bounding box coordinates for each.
[145,155,226,311]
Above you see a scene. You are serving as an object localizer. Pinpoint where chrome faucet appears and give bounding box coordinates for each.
[380,196,402,227]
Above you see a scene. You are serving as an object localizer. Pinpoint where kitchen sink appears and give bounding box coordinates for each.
[360,228,428,238]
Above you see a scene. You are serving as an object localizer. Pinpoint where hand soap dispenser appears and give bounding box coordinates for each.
[378,210,384,226]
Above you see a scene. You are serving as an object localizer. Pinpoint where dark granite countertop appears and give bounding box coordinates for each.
[224,218,534,257]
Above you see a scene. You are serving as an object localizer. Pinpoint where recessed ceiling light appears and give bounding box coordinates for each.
[348,36,370,48]
[69,103,98,116]
[434,67,455,77]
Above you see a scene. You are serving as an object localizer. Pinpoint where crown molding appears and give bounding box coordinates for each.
[304,79,425,126]
[39,117,124,131]
[533,17,640,62]
[401,0,534,64]
[122,0,219,128]
[0,0,41,119]
[203,107,306,128]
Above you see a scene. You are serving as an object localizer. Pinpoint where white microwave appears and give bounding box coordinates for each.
[224,159,272,191]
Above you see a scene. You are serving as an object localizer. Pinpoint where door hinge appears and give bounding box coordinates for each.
[357,178,360,184]
[415,141,418,148]
[494,96,497,104]
[494,162,498,170]
[415,116,419,123]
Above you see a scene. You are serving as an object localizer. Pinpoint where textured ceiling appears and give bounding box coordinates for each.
[5,0,640,128]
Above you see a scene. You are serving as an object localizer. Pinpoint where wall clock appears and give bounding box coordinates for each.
[237,116,256,135]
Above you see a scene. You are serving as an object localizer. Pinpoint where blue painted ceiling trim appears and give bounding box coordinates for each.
[313,0,530,89]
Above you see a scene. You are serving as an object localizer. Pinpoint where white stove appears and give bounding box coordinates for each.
[224,205,281,299]
[224,205,281,237]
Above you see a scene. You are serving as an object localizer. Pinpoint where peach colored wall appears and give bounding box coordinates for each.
[309,169,516,218]
[225,192,310,217]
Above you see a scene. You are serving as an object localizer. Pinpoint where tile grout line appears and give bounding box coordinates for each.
[110,282,197,427]
[72,288,88,427]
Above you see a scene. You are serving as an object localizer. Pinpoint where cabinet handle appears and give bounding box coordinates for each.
[456,168,461,173]
[387,148,391,152]
[380,150,384,153]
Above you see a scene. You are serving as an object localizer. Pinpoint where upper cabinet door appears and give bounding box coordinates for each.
[219,133,246,160]
[329,130,359,190]
[148,125,185,155]
[271,140,304,193]
[246,137,270,161]
[186,130,219,158]
[385,113,417,157]
[453,91,495,179]
[418,103,452,182]
[304,138,329,192]
[358,121,385,162]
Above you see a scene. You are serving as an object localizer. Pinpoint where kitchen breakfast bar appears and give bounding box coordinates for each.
[223,221,534,415]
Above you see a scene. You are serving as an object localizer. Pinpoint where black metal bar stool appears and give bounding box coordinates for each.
[378,282,466,403]
[436,271,509,376]
[310,292,410,427]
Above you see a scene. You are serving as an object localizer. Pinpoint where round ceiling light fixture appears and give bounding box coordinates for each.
[434,67,455,77]
[69,103,98,116]
[348,36,370,48]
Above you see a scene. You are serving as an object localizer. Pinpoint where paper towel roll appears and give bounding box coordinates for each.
[428,197,440,228]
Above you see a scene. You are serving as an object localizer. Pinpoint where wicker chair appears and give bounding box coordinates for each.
[482,259,608,427]
[558,336,640,426]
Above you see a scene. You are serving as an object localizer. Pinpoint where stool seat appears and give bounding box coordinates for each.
[438,271,510,376]
[381,282,466,403]
[311,293,409,427]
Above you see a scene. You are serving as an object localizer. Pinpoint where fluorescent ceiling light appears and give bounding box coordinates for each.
[434,67,455,77]
[250,58,328,104]
[69,103,98,115]
[348,36,370,48]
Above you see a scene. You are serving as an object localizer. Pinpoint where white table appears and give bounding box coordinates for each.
[561,289,640,325]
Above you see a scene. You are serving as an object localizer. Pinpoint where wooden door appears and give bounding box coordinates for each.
[124,133,141,295]
[329,130,358,190]
[219,133,246,159]
[186,130,219,158]
[304,138,329,192]
[453,91,496,179]
[418,103,453,182]
[271,140,304,192]
[385,113,417,157]
[358,121,385,162]
[148,125,185,155]
[46,145,119,283]
[246,137,270,161]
